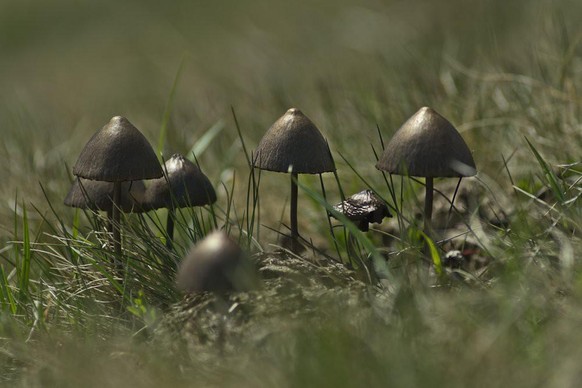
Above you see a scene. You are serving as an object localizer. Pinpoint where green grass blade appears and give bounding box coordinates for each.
[19,201,31,296]
[525,137,565,203]
[187,119,225,160]
[419,231,443,277]
[0,265,17,314]
[157,55,187,158]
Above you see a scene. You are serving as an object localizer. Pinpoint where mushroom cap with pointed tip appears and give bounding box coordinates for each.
[73,116,163,182]
[376,107,476,178]
[145,154,217,210]
[64,178,146,213]
[176,231,257,293]
[253,108,335,174]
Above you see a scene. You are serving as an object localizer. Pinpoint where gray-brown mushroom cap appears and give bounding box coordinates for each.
[176,231,257,293]
[375,107,476,177]
[73,116,163,182]
[64,178,146,213]
[332,190,391,231]
[145,154,217,210]
[252,108,336,174]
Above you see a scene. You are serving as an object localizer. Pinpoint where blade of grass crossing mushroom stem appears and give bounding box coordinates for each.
[295,178,396,285]
[291,171,299,244]
[112,181,122,267]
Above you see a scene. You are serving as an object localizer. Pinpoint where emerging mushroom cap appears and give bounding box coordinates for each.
[332,190,391,231]
[145,154,217,210]
[176,231,256,293]
[73,116,163,182]
[376,107,476,178]
[253,108,336,174]
[64,178,146,213]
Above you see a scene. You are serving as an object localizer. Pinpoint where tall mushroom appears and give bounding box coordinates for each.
[252,108,335,251]
[375,107,476,250]
[72,116,163,259]
[144,153,217,250]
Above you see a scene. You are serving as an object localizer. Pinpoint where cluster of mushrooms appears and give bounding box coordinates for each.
[65,107,476,292]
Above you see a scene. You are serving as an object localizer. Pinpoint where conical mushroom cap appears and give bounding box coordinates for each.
[176,231,257,293]
[64,178,146,213]
[73,116,163,182]
[376,107,476,177]
[252,108,335,174]
[145,154,217,210]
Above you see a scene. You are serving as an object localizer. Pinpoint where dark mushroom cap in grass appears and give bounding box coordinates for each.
[332,190,392,231]
[252,108,335,174]
[376,107,476,177]
[73,116,163,182]
[64,178,146,213]
[176,231,257,293]
[145,154,217,210]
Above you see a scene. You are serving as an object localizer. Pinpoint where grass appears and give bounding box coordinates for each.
[0,0,581,386]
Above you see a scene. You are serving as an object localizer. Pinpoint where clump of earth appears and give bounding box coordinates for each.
[155,251,392,364]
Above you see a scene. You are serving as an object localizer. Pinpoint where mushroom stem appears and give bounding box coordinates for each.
[166,208,175,251]
[112,181,122,267]
[106,210,113,235]
[290,171,299,249]
[423,177,434,259]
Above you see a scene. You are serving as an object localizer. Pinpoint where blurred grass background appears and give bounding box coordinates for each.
[1,0,580,241]
[0,0,581,386]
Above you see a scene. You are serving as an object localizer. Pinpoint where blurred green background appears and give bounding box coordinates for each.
[1,2,581,387]
[0,0,580,240]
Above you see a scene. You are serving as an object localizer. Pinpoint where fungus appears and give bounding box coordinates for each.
[375,107,476,253]
[331,190,391,232]
[64,178,146,234]
[176,231,256,293]
[72,116,163,259]
[144,153,217,250]
[252,108,335,251]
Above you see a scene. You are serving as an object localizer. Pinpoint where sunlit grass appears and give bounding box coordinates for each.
[0,0,581,386]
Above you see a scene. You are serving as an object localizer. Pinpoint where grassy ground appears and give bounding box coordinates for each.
[0,0,581,386]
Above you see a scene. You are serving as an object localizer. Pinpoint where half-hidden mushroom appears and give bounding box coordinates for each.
[64,178,146,214]
[375,107,476,250]
[72,116,163,258]
[176,231,256,293]
[64,178,146,233]
[252,108,335,251]
[331,190,392,232]
[144,153,217,250]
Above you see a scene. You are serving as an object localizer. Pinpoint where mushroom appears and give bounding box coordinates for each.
[375,107,476,248]
[252,108,335,251]
[64,178,146,233]
[144,153,217,250]
[64,178,146,213]
[331,190,392,232]
[176,231,256,293]
[72,116,163,259]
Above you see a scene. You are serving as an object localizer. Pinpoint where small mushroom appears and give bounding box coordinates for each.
[72,116,163,259]
[331,190,392,232]
[375,107,476,254]
[176,231,256,293]
[64,178,146,214]
[144,153,217,250]
[253,108,335,251]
